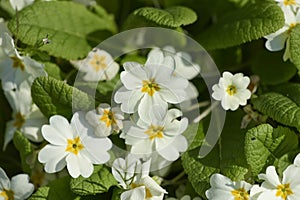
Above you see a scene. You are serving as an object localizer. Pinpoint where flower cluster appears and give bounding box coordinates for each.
[264,0,300,60]
[206,152,300,200]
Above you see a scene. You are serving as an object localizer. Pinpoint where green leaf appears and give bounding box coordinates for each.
[197,1,285,49]
[289,25,300,73]
[244,124,298,176]
[44,62,63,80]
[133,6,197,28]
[251,50,297,85]
[252,92,300,129]
[70,165,118,196]
[8,1,116,60]
[182,110,249,198]
[31,76,95,119]
[48,176,78,200]
[13,131,33,174]
[29,186,49,200]
[271,83,300,106]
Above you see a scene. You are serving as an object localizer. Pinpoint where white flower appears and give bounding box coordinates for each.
[9,0,34,11]
[0,33,46,91]
[293,153,300,166]
[85,103,124,137]
[112,155,167,200]
[264,7,300,59]
[275,0,300,12]
[205,173,253,200]
[212,72,251,111]
[0,167,34,200]
[165,195,202,200]
[72,48,119,81]
[38,112,112,178]
[114,50,188,121]
[121,105,188,161]
[3,81,47,149]
[256,165,300,200]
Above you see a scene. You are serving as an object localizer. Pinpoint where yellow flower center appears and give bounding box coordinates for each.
[130,183,152,199]
[284,0,296,5]
[226,85,237,96]
[65,136,84,155]
[89,54,107,72]
[13,112,25,129]
[144,125,164,140]
[10,56,25,71]
[100,109,116,127]
[141,79,160,96]
[0,189,14,200]
[231,188,249,200]
[276,183,293,199]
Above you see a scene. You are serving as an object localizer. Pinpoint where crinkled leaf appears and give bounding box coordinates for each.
[31,76,95,119]
[29,186,49,200]
[70,165,118,196]
[8,1,117,60]
[289,25,300,73]
[197,1,285,49]
[271,83,300,106]
[251,50,297,85]
[13,131,33,174]
[182,111,248,198]
[244,124,298,176]
[252,92,300,129]
[133,6,197,28]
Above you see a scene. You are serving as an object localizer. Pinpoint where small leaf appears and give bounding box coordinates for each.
[133,6,197,28]
[8,1,117,60]
[197,1,285,49]
[13,131,33,174]
[244,124,298,176]
[31,76,95,119]
[29,186,49,200]
[289,25,300,73]
[70,165,118,196]
[252,92,300,129]
[251,50,297,85]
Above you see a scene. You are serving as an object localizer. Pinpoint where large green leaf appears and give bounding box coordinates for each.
[244,124,298,176]
[70,165,118,196]
[31,76,95,119]
[251,50,297,85]
[29,186,49,200]
[197,1,284,49]
[271,83,300,106]
[289,25,300,73]
[13,131,33,174]
[8,1,117,60]
[133,6,197,28]
[252,92,300,129]
[182,110,249,198]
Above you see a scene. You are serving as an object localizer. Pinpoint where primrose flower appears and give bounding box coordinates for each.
[0,33,46,91]
[264,7,300,60]
[38,113,112,178]
[85,103,124,137]
[205,173,253,200]
[212,72,251,111]
[3,81,47,149]
[121,105,188,161]
[112,155,167,200]
[0,167,34,200]
[72,48,119,81]
[256,165,300,200]
[275,0,300,12]
[114,50,188,121]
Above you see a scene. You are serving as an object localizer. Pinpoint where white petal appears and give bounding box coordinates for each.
[114,87,143,113]
[121,71,143,90]
[205,188,234,200]
[11,174,34,199]
[42,125,68,145]
[49,115,73,139]
[157,143,180,161]
[294,153,300,166]
[81,137,112,164]
[265,32,288,51]
[0,167,10,190]
[3,120,16,150]
[282,165,300,187]
[121,187,145,200]
[38,145,67,173]
[123,62,147,80]
[142,176,167,195]
[209,174,234,190]
[66,153,93,178]
[257,190,281,200]
[258,166,281,188]
[145,49,164,66]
